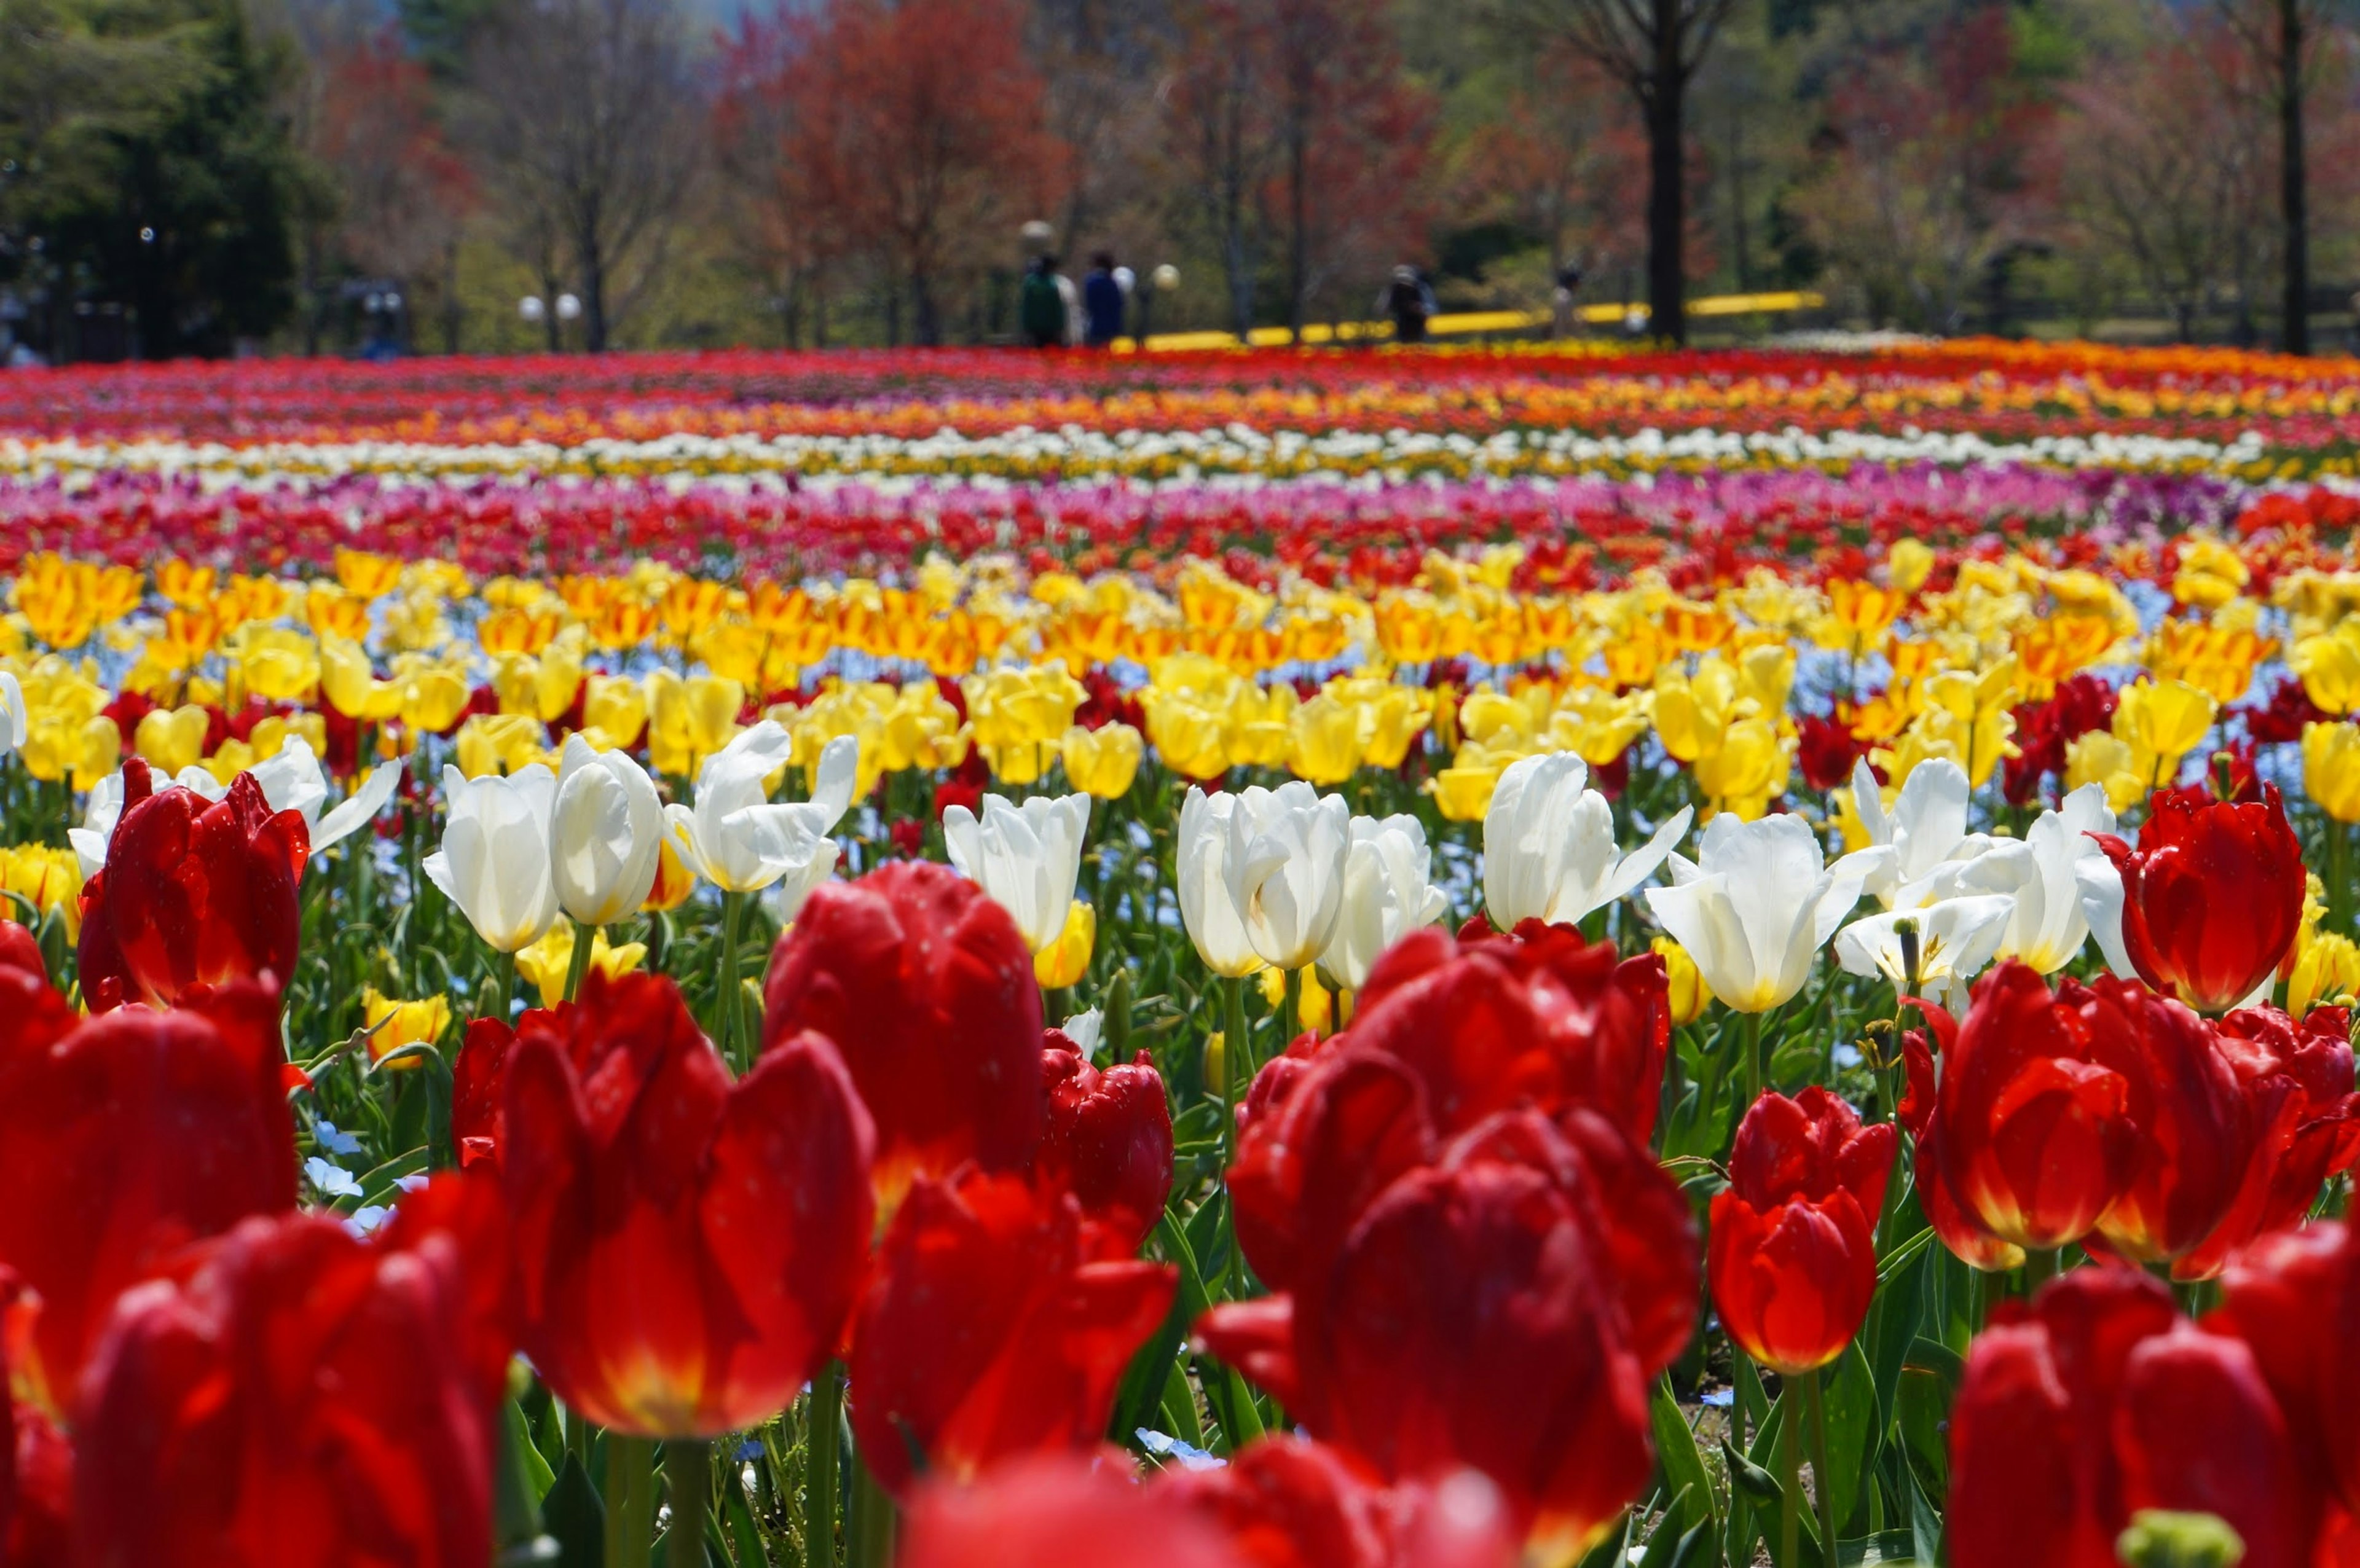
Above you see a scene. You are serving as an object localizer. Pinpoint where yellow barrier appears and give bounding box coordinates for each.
[1128,291,1824,351]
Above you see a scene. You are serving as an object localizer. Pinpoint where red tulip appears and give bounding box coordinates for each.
[0,974,295,1413]
[1949,1269,2316,1568]
[0,919,46,982]
[74,1209,499,1568]
[2217,1220,2360,1514]
[1919,963,2143,1270]
[77,762,310,1013]
[2086,979,2251,1268]
[451,1014,517,1170]
[1198,1108,1696,1566]
[848,1168,1175,1496]
[502,970,874,1437]
[2094,785,2307,1013]
[1039,1041,1174,1251]
[1897,1027,1935,1142]
[763,861,1042,1214]
[1165,1436,1518,1568]
[0,1267,71,1568]
[1709,1089,1894,1376]
[899,1455,1236,1568]
[2179,1005,2360,1279]
[1343,922,1669,1144]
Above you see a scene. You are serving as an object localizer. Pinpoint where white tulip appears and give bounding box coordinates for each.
[1482,751,1691,930]
[943,791,1092,954]
[1833,758,1991,909]
[1956,783,2117,974]
[69,739,401,877]
[551,734,666,926]
[0,673,25,756]
[424,764,559,953]
[1645,812,1864,1013]
[2074,853,2141,982]
[1834,893,2018,1012]
[1178,787,1264,978]
[664,724,857,910]
[1056,1008,1104,1055]
[1320,813,1449,992]
[1224,781,1351,972]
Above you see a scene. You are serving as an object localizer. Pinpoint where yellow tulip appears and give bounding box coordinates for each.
[304,586,374,643]
[361,987,454,1067]
[1256,963,1334,1035]
[335,549,406,598]
[1888,539,1936,596]
[235,627,321,704]
[320,635,403,721]
[2114,678,2217,782]
[2064,731,2149,814]
[1033,901,1096,990]
[2306,721,2360,823]
[454,713,553,778]
[514,925,648,1009]
[155,559,218,611]
[1653,659,1739,764]
[396,662,472,735]
[1431,756,1506,822]
[581,673,649,751]
[0,843,82,938]
[2295,627,2360,716]
[1061,723,1143,799]
[135,705,213,777]
[1287,695,1363,785]
[645,669,744,778]
[2287,931,2360,1016]
[1691,716,1790,820]
[1141,691,1229,781]
[1651,936,1713,1025]
[642,838,697,912]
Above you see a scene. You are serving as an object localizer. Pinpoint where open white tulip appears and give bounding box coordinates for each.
[424,764,559,953]
[1834,892,2018,1011]
[666,725,857,913]
[2074,852,2141,982]
[1483,751,1691,930]
[551,734,666,925]
[1224,781,1351,972]
[1320,813,1449,992]
[69,739,402,879]
[1178,787,1264,977]
[1645,812,1863,1013]
[0,673,26,756]
[1833,758,1991,909]
[943,791,1092,954]
[1957,784,2117,974]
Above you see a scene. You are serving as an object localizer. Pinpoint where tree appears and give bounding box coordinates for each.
[785,0,1066,346]
[2212,0,2332,352]
[460,0,700,351]
[1160,0,1279,339]
[0,0,309,358]
[1458,44,1648,305]
[1492,0,1744,343]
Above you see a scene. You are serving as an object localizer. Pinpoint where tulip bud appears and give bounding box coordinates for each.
[423,762,559,954]
[549,734,664,925]
[1222,780,1350,971]
[942,791,1091,955]
[1482,752,1691,932]
[2094,786,2306,1014]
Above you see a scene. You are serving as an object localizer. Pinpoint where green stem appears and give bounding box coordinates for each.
[806,1361,843,1568]
[2023,1245,2061,1298]
[718,890,747,1070]
[1733,1347,1764,1454]
[566,1402,594,1472]
[1283,964,1303,1041]
[1777,1374,1800,1568]
[1804,1363,1839,1564]
[663,1438,711,1568]
[563,918,598,1004]
[2332,818,2352,939]
[488,946,517,1025]
[1223,973,1249,1088]
[846,1452,897,1568]
[604,1433,657,1568]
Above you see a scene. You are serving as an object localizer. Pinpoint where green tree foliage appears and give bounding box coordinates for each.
[0,0,311,357]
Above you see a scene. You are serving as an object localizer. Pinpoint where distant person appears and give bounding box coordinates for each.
[1083,253,1127,348]
[1383,265,1436,344]
[1020,256,1068,348]
[1552,262,1584,339]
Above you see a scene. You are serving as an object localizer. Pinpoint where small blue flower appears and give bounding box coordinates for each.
[1136,1429,1225,1470]
[344,1205,391,1237]
[1699,1388,1735,1409]
[314,1119,363,1158]
[1832,1043,1863,1069]
[305,1156,363,1199]
[395,1173,431,1194]
[733,1438,765,1462]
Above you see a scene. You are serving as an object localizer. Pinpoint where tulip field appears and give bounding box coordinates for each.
[9,335,2360,1568]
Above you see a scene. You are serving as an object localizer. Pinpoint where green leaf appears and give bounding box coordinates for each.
[1894,1365,1953,1500]
[540,1451,605,1568]
[1819,1346,1879,1535]
[1649,1378,1720,1543]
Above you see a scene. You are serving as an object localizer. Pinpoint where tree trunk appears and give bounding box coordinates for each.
[1645,0,1688,347]
[1287,114,1308,344]
[2279,0,2308,355]
[442,240,462,356]
[582,243,608,353]
[913,270,941,347]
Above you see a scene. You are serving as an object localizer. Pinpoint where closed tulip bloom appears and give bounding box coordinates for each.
[1921,963,2143,1270]
[2306,722,2360,823]
[1178,786,1265,978]
[75,1208,502,1568]
[900,1456,1236,1568]
[502,972,874,1436]
[1039,1043,1174,1250]
[665,724,857,905]
[2217,1220,2360,1514]
[944,791,1092,955]
[2094,785,2307,1013]
[763,861,1043,1213]
[0,976,294,1414]
[849,1169,1175,1495]
[1318,813,1449,993]
[1645,812,1863,1013]
[77,762,310,1011]
[423,762,559,954]
[1709,1089,1895,1377]
[1060,721,1143,800]
[550,733,664,925]
[2087,980,2251,1269]
[1224,781,1351,971]
[1166,1438,1520,1568]
[1949,1269,2314,1568]
[2181,1009,2360,1278]
[1482,752,1691,931]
